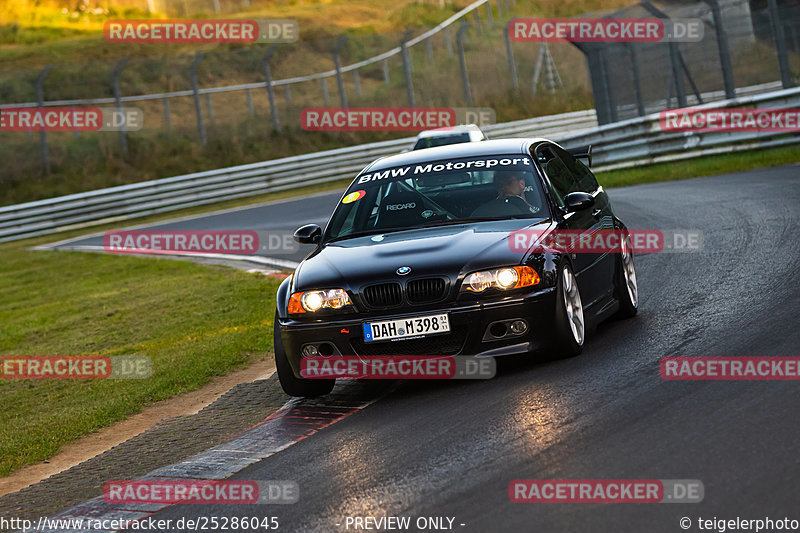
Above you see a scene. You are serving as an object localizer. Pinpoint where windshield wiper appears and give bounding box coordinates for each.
[324,228,404,243]
[326,215,541,243]
[408,214,538,228]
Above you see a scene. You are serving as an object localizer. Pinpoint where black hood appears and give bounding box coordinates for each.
[293,219,554,291]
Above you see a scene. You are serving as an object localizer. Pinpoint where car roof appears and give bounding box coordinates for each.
[415,124,484,139]
[366,138,548,172]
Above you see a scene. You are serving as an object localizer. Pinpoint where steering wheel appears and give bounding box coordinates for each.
[505,195,540,215]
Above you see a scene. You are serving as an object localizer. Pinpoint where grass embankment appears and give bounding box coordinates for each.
[596,145,800,188]
[0,244,283,477]
[0,0,634,205]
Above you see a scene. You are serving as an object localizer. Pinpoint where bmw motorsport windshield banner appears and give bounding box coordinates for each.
[355,156,533,185]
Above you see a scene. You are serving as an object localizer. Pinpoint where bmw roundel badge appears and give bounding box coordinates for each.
[396,266,411,275]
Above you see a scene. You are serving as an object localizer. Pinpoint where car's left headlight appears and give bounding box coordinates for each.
[288,289,352,313]
[462,266,540,293]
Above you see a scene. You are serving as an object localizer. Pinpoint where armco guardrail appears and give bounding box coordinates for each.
[559,86,800,171]
[2,87,800,243]
[0,109,597,243]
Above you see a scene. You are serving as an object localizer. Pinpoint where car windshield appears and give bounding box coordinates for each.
[325,155,547,241]
[412,133,472,150]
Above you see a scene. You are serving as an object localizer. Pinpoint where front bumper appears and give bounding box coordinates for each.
[278,287,558,377]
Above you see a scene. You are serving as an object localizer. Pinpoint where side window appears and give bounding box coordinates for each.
[534,144,580,206]
[552,145,599,193]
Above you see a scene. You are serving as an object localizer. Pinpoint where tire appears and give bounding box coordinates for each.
[274,312,335,398]
[614,234,639,319]
[552,263,584,358]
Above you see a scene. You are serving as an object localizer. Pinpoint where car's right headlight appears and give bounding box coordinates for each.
[462,266,540,293]
[288,289,352,313]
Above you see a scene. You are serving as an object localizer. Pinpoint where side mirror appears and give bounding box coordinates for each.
[563,192,595,213]
[293,224,322,244]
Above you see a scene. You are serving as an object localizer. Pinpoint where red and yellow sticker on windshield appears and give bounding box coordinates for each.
[342,190,366,204]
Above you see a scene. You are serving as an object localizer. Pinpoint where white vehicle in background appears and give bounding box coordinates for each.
[411,124,486,151]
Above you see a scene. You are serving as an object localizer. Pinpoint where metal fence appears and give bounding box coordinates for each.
[578,0,800,123]
[2,0,798,181]
[3,84,799,243]
[1,0,499,147]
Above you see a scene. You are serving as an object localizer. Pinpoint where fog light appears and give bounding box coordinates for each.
[510,320,527,334]
[302,344,319,356]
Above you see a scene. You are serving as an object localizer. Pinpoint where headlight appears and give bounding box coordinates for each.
[463,266,540,293]
[302,291,325,311]
[467,270,494,292]
[495,267,519,289]
[288,289,352,313]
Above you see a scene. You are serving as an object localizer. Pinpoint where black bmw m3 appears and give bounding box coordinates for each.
[274,139,639,397]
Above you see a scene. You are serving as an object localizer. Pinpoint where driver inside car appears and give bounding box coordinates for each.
[470,170,540,217]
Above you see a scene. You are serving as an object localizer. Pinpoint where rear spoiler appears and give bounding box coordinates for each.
[567,145,593,167]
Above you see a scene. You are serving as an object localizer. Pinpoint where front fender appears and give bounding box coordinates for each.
[276,275,293,319]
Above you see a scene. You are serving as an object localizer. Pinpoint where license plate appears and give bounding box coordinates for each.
[363,313,450,342]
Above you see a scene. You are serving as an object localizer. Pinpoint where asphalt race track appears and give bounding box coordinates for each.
[48,190,336,265]
[53,164,800,532]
